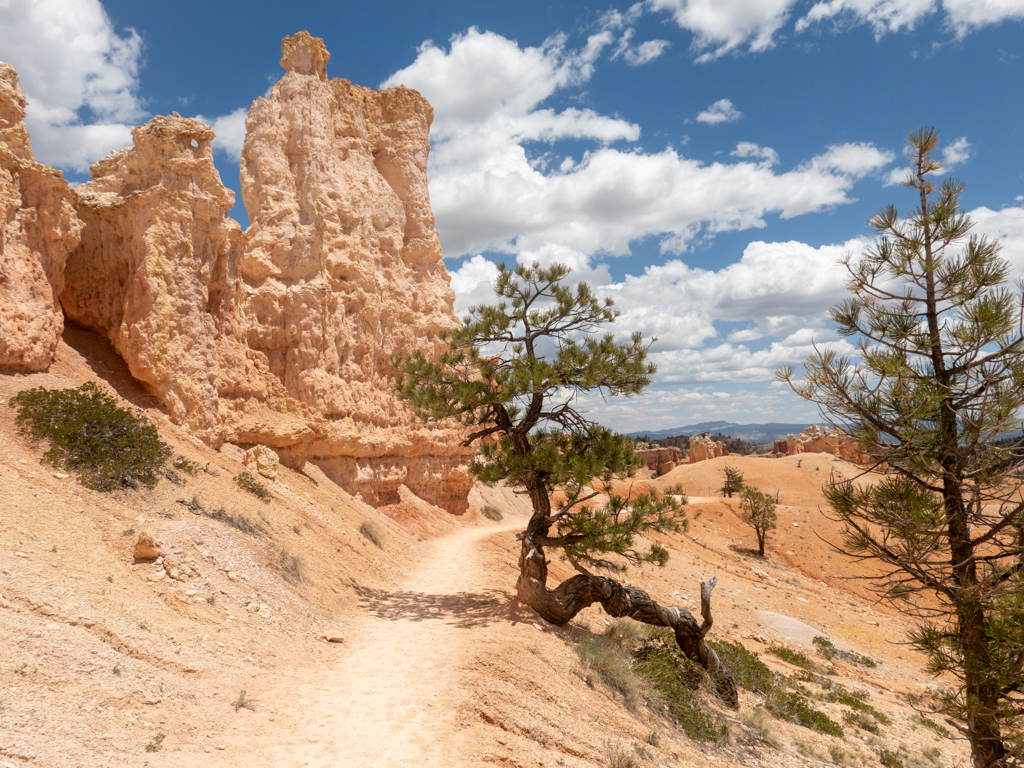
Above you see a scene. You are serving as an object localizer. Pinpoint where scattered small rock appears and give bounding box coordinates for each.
[323,633,346,643]
[134,533,162,562]
[243,445,280,480]
[219,443,246,463]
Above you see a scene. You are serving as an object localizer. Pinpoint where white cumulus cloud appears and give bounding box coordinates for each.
[941,135,971,168]
[385,30,892,261]
[610,28,673,65]
[641,0,1024,62]
[969,205,1024,277]
[695,98,742,125]
[646,0,797,61]
[797,0,937,36]
[944,0,1024,36]
[0,0,145,172]
[797,0,1024,38]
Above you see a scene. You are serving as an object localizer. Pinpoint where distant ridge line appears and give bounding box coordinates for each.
[624,421,818,443]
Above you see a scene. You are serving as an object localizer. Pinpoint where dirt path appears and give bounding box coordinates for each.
[248,519,523,767]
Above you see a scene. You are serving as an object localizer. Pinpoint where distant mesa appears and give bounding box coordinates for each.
[0,32,472,515]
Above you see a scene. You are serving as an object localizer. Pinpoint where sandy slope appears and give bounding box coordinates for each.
[246,517,526,767]
[0,326,971,767]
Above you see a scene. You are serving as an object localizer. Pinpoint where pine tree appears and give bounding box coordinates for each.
[395,262,737,705]
[778,128,1024,768]
[719,465,745,498]
[740,488,778,557]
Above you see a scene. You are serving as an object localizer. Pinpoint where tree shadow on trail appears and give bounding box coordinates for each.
[350,583,529,629]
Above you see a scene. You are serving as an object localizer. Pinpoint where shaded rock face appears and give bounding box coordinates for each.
[636,447,682,475]
[688,433,728,464]
[787,426,867,464]
[57,32,471,512]
[0,64,82,370]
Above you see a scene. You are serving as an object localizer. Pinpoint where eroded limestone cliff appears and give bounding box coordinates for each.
[10,31,471,513]
[238,32,470,509]
[61,115,321,458]
[0,64,81,371]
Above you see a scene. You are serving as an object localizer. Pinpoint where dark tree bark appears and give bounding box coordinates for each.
[516,528,739,708]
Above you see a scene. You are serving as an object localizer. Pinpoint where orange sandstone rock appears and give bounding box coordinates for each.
[688,433,728,464]
[787,425,867,464]
[636,447,682,475]
[60,114,321,462]
[238,31,470,510]
[0,64,82,370]
[58,33,472,512]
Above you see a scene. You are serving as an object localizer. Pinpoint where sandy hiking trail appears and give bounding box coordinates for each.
[242,517,525,767]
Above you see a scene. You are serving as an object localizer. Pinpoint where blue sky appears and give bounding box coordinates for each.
[2,0,1024,432]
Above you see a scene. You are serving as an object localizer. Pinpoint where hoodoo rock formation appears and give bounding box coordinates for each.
[5,32,472,514]
[688,433,728,464]
[0,64,82,371]
[636,447,682,475]
[61,115,318,455]
[239,32,470,509]
[787,425,867,464]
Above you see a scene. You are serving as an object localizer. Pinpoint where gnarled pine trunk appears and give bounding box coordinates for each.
[516,529,739,708]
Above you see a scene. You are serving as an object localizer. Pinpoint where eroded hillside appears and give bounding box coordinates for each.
[0,325,969,768]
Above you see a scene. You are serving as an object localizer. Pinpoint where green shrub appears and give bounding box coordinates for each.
[234,471,271,502]
[767,645,818,671]
[576,634,642,708]
[634,645,727,742]
[915,714,952,739]
[708,639,775,693]
[278,550,304,583]
[10,383,171,491]
[766,687,844,737]
[209,506,259,535]
[824,684,891,725]
[231,690,258,712]
[177,495,261,536]
[481,504,503,521]
[711,639,846,738]
[605,742,639,768]
[844,710,880,733]
[879,749,905,768]
[813,635,878,668]
[172,456,200,475]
